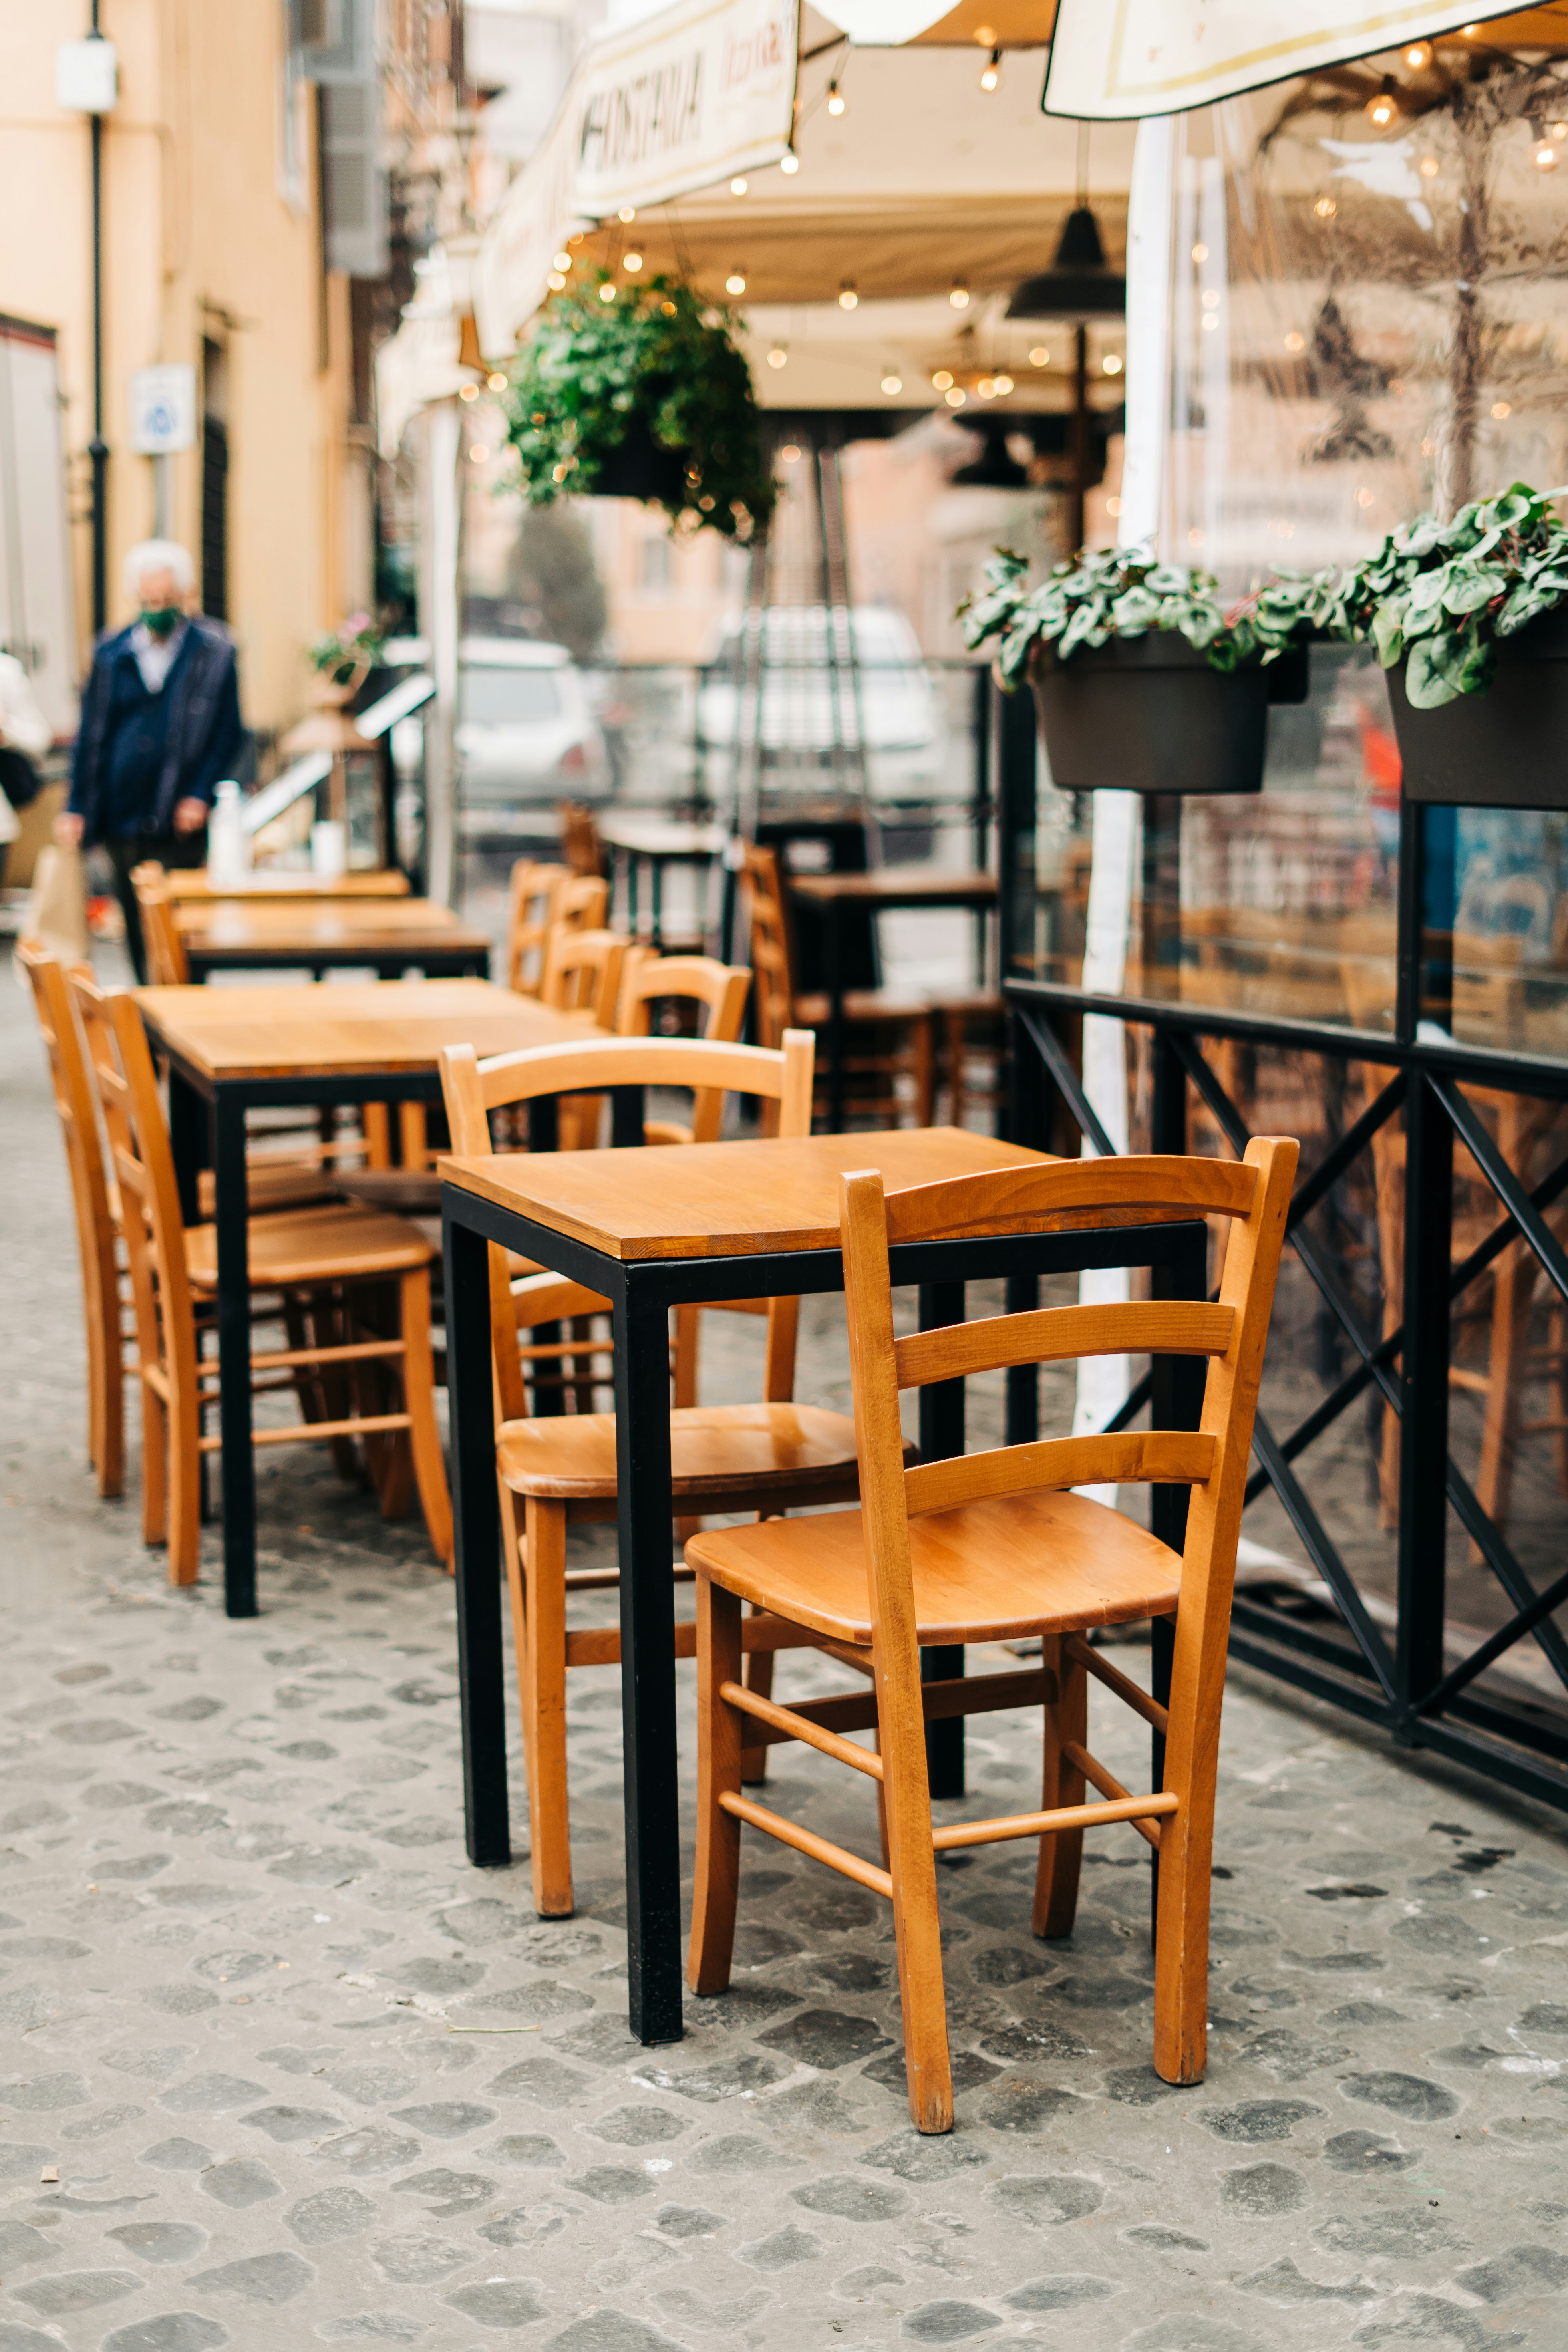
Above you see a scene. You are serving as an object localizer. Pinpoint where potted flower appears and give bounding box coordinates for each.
[500,274,774,543]
[1326,482,1568,809]
[960,547,1322,795]
[308,615,387,705]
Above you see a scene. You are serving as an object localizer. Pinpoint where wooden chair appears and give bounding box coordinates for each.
[686,1139,1298,2131]
[71,973,452,1582]
[438,1027,868,1918]
[504,861,605,996]
[557,800,605,878]
[130,866,189,985]
[617,949,752,1146]
[742,842,934,1130]
[540,924,628,1027]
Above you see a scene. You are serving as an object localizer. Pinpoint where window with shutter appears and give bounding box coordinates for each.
[307,0,387,279]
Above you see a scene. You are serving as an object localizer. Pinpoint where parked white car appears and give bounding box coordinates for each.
[697,606,943,801]
[455,639,611,836]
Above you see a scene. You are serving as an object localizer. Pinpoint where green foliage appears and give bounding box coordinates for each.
[958,546,1324,687]
[1314,481,1568,709]
[499,274,774,542]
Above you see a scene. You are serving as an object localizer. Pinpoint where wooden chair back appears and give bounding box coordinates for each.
[439,1029,816,1419]
[839,1140,1298,1665]
[617,952,752,1144]
[503,860,568,994]
[540,924,628,1028]
[558,800,605,877]
[70,973,199,1421]
[740,842,795,1053]
[131,865,189,985]
[18,943,123,1486]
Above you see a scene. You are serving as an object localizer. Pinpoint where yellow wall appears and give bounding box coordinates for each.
[0,0,365,737]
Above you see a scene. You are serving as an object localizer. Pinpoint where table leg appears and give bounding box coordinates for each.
[626,852,640,942]
[167,1066,207,1229]
[825,902,845,1132]
[447,1211,511,1868]
[651,858,664,951]
[613,1276,684,2044]
[214,1092,257,1618]
[918,1279,966,1797]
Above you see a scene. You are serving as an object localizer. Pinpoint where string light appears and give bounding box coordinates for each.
[949,280,970,309]
[932,369,954,390]
[1029,346,1049,367]
[1492,399,1512,418]
[978,377,996,398]
[994,373,1013,394]
[1405,42,1431,68]
[459,382,479,402]
[1191,241,1208,264]
[1285,331,1306,353]
[1314,194,1337,217]
[781,443,801,462]
[624,251,644,272]
[881,371,902,394]
[598,282,616,303]
[1419,155,1439,177]
[945,386,966,407]
[826,79,845,114]
[553,251,572,272]
[547,272,567,290]
[487,372,508,392]
[731,177,748,195]
[838,281,857,309]
[1367,87,1398,127]
[767,345,788,369]
[979,46,1001,91]
[618,207,636,224]
[780,149,799,174]
[469,443,487,463]
[1536,143,1558,171]
[725,270,747,294]
[1102,352,1123,374]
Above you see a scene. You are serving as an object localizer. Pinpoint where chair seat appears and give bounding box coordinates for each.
[497,1402,861,1502]
[197,1162,343,1218]
[793,989,931,1026]
[185,1201,435,1291]
[687,1487,1182,1646]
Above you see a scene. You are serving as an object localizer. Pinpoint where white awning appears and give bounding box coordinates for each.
[1043,2,1524,119]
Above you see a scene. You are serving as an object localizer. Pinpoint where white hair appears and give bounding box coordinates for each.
[123,539,195,600]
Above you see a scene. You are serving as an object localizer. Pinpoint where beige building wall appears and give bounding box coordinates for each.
[0,0,365,741]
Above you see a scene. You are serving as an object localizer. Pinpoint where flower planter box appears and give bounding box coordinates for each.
[1388,608,1568,808]
[1030,632,1306,796]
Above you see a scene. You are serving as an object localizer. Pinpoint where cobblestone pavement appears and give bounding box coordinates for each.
[6,966,1568,2351]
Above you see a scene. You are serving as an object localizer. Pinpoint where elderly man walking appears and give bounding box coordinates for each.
[57,539,243,982]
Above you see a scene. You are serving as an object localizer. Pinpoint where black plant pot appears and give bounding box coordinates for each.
[588,415,688,506]
[1031,630,1285,795]
[1388,606,1568,808]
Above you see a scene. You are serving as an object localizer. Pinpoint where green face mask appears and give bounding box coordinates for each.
[141,606,183,639]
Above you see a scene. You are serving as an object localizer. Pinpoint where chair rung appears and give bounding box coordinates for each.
[248,1339,405,1371]
[931,1788,1176,1851]
[1063,1738,1170,1850]
[249,1411,411,1448]
[719,1790,893,1897]
[725,1667,1054,1754]
[1063,1633,1169,1736]
[721,1679,884,1779]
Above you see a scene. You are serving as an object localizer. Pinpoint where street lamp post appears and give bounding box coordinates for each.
[57,10,118,636]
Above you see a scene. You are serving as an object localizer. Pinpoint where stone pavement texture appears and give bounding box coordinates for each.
[4,966,1568,2352]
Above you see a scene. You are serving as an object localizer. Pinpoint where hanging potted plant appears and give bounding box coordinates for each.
[307,614,387,707]
[499,274,774,542]
[960,547,1323,795]
[1326,481,1568,809]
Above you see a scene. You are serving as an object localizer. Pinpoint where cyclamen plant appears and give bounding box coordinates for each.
[1315,480,1568,708]
[959,546,1324,686]
[500,273,774,543]
[308,615,386,684]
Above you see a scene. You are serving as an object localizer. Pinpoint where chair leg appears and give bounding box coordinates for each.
[1152,1632,1218,2087]
[878,1640,952,2133]
[739,1616,773,1786]
[167,1374,202,1587]
[1474,1236,1537,1548]
[500,1481,534,1793]
[399,1268,451,1566]
[97,1292,126,1500]
[910,1014,934,1130]
[523,1494,573,1917]
[141,1375,168,1547]
[1034,1635,1085,1938]
[688,1576,744,1996]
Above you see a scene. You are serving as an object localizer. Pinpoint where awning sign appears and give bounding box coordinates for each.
[474,0,799,352]
[1044,3,1519,119]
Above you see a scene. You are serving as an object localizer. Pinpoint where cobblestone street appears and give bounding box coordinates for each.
[6,965,1568,2352]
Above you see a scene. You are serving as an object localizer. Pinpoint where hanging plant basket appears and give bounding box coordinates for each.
[1030,632,1297,796]
[960,546,1318,796]
[500,276,773,542]
[1388,605,1568,807]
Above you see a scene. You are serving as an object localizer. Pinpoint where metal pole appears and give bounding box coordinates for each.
[1069,322,1089,555]
[89,66,107,636]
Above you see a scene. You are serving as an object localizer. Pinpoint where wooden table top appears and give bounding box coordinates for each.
[598,815,729,858]
[161,870,411,900]
[440,1126,1065,1262]
[787,866,997,910]
[173,897,484,952]
[136,979,596,1081]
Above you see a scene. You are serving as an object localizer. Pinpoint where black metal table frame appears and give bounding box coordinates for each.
[183,946,489,982]
[604,838,723,954]
[1003,795,1568,1814]
[158,1044,461,1619]
[807,878,998,1130]
[443,1128,1208,2048]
